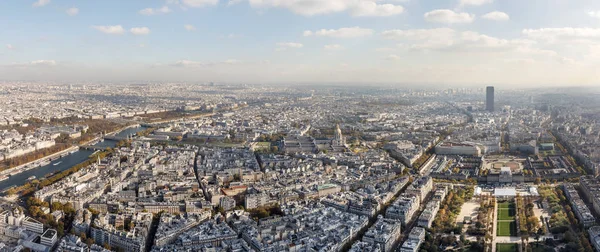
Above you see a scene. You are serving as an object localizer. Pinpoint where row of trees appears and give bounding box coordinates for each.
[532,186,596,252]
[515,195,543,248]
[1,143,71,170]
[538,186,571,232]
[432,186,475,234]
[467,195,495,251]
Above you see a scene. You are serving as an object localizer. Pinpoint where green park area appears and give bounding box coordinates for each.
[497,221,517,236]
[497,208,516,220]
[497,200,517,236]
[497,243,518,252]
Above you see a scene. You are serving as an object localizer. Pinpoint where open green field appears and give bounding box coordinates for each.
[497,221,517,236]
[497,243,518,252]
[497,208,516,220]
[498,202,515,209]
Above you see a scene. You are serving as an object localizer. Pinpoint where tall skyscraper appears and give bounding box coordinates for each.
[486,86,494,112]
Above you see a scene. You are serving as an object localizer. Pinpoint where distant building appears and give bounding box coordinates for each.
[435,142,481,156]
[486,86,494,112]
[245,193,270,209]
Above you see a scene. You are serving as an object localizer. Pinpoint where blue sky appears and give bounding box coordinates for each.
[2,0,600,86]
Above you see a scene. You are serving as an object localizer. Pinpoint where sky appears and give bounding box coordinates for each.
[2,0,600,87]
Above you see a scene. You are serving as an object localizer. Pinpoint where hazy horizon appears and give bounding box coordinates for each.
[2,0,600,87]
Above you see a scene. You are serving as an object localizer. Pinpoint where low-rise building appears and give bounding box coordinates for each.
[41,229,58,247]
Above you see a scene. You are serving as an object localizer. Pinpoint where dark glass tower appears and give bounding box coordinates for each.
[486,86,494,112]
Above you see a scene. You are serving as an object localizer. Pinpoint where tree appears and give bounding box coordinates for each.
[63,203,75,215]
[57,222,65,237]
[85,238,94,247]
[52,202,64,212]
[5,188,16,195]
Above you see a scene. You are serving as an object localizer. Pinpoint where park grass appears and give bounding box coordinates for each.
[497,243,518,252]
[497,221,517,236]
[497,208,516,220]
[498,202,515,209]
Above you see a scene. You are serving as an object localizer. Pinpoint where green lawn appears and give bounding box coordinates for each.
[497,208,516,220]
[497,221,517,236]
[497,202,515,209]
[497,243,518,252]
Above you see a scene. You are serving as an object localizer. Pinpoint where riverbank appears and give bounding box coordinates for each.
[0,124,141,180]
[6,150,111,196]
[0,145,80,177]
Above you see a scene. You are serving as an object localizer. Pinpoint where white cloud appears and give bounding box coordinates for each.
[32,0,50,7]
[385,54,400,60]
[523,28,600,42]
[424,9,475,24]
[139,8,154,15]
[247,0,404,17]
[382,28,455,41]
[223,59,242,64]
[66,7,79,16]
[31,60,56,66]
[304,27,373,38]
[482,11,509,21]
[351,2,404,17]
[139,6,171,15]
[184,24,196,31]
[169,59,244,67]
[9,60,57,67]
[6,44,14,50]
[324,44,344,50]
[381,28,554,58]
[170,60,206,67]
[228,0,244,6]
[276,42,304,51]
[588,11,600,19]
[92,25,125,35]
[459,0,492,6]
[181,0,219,7]
[130,27,151,35]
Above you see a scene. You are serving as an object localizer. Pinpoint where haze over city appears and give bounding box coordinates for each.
[0,0,600,86]
[3,1,600,252]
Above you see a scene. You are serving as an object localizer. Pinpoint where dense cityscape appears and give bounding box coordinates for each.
[0,83,598,252]
[4,0,600,251]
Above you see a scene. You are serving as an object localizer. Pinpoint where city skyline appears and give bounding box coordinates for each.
[1,0,600,86]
